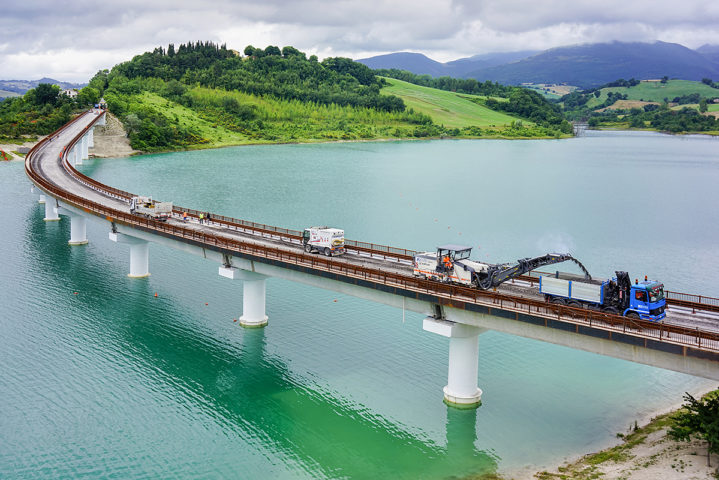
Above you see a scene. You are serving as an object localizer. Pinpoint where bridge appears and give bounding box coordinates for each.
[26,110,719,409]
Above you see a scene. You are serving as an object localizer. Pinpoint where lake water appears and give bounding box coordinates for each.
[2,130,718,479]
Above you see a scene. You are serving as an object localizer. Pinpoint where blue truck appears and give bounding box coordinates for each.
[539,270,666,321]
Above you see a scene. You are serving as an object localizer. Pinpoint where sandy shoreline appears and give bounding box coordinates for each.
[505,382,718,480]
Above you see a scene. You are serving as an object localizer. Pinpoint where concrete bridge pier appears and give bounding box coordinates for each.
[72,143,83,166]
[56,206,88,245]
[219,266,269,328]
[81,134,89,160]
[109,232,150,277]
[43,196,60,221]
[424,317,486,408]
[87,128,94,148]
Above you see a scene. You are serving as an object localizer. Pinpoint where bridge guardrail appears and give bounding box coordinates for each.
[27,112,719,355]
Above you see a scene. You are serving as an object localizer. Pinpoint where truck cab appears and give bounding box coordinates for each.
[627,280,666,321]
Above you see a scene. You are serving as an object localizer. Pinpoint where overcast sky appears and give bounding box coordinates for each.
[2,0,719,83]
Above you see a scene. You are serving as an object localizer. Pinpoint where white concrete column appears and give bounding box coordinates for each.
[73,144,82,166]
[68,215,88,245]
[43,197,60,221]
[88,128,94,148]
[56,206,88,245]
[38,193,46,204]
[424,317,486,408]
[219,266,269,328]
[81,135,89,159]
[109,232,150,278]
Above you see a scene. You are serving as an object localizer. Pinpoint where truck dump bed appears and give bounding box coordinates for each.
[539,274,605,304]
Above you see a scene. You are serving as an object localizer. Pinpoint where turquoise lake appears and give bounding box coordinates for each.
[1,130,718,478]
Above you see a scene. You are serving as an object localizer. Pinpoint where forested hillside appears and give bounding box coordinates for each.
[0,83,100,138]
[87,42,575,150]
[1,42,574,151]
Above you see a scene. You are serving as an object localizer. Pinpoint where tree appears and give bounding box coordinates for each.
[264,45,281,56]
[700,99,708,113]
[668,391,719,467]
[281,46,305,59]
[661,75,669,84]
[703,78,713,86]
[30,83,60,106]
[77,86,100,106]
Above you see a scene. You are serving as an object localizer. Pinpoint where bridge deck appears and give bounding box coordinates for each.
[26,111,719,366]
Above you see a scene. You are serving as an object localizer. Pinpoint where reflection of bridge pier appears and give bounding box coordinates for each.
[445,404,479,460]
[18,228,497,478]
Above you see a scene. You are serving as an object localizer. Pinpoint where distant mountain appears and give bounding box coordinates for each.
[356,52,449,77]
[445,50,539,76]
[357,50,539,78]
[465,42,719,88]
[0,78,85,96]
[696,44,719,66]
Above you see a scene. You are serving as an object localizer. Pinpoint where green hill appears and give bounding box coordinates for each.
[587,80,719,108]
[113,88,428,149]
[380,77,519,128]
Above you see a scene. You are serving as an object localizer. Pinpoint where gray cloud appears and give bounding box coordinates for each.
[2,0,718,82]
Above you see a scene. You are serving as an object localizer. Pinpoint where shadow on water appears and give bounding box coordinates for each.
[23,210,499,479]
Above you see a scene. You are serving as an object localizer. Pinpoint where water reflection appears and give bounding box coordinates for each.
[22,210,498,479]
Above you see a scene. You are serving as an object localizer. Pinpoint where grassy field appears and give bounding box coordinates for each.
[380,77,521,128]
[587,80,719,108]
[125,87,443,149]
[134,91,249,146]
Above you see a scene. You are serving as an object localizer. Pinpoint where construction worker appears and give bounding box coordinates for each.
[199,213,204,224]
[182,211,188,222]
[443,255,452,271]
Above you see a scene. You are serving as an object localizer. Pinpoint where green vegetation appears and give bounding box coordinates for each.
[111,41,404,113]
[377,69,572,136]
[592,80,718,106]
[669,390,719,467]
[0,83,99,139]
[373,68,512,97]
[109,87,436,150]
[562,79,719,134]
